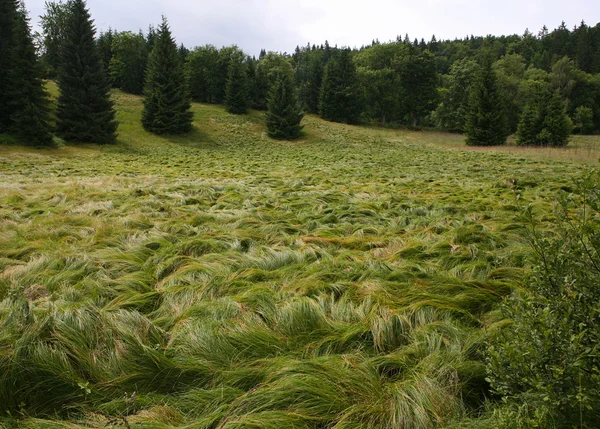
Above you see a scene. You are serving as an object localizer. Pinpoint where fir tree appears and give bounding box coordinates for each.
[517,91,572,146]
[225,56,249,114]
[516,102,541,145]
[56,0,117,144]
[265,67,303,140]
[8,3,54,146]
[464,57,509,146]
[0,0,18,132]
[538,91,572,146]
[319,49,363,124]
[142,17,193,135]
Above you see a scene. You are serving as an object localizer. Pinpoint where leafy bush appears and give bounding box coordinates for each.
[487,170,600,427]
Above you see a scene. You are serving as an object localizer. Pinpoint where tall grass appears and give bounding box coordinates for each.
[0,86,595,427]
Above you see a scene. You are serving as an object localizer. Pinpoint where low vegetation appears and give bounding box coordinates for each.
[0,87,598,427]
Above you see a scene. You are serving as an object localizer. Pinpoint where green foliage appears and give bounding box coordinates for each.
[39,0,71,79]
[225,56,249,114]
[319,49,364,124]
[142,17,193,135]
[573,106,595,134]
[265,66,303,140]
[517,91,573,146]
[109,31,147,95]
[487,170,600,427]
[398,47,439,127]
[187,44,220,103]
[433,58,480,131]
[55,0,117,144]
[465,58,509,146]
[0,0,53,146]
[0,0,19,133]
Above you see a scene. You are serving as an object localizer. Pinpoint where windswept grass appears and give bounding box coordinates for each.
[0,85,596,428]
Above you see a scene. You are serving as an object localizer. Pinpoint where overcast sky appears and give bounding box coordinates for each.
[26,0,600,56]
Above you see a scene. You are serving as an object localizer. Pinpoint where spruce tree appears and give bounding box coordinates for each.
[265,67,303,140]
[225,56,249,114]
[0,0,18,132]
[56,0,117,144]
[8,3,54,146]
[464,58,509,146]
[516,102,541,146]
[538,91,572,147]
[319,49,363,124]
[142,17,193,135]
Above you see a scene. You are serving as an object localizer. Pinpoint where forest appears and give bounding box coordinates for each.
[1,0,600,428]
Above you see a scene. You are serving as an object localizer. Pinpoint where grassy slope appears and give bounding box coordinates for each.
[0,88,597,428]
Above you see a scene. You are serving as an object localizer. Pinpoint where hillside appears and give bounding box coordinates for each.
[0,90,598,428]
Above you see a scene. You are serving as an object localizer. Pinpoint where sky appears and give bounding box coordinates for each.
[26,0,600,56]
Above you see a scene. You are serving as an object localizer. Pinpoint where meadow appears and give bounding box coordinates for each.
[0,89,598,428]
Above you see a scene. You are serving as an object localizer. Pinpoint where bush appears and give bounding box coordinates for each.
[487,170,600,427]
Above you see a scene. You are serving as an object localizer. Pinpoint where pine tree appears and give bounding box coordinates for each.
[265,67,303,140]
[538,91,572,146]
[319,49,363,124]
[142,17,193,135]
[464,57,509,146]
[8,3,54,146]
[225,56,249,114]
[0,0,18,132]
[56,0,117,144]
[516,102,541,145]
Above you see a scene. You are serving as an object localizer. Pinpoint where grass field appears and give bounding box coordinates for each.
[0,88,598,428]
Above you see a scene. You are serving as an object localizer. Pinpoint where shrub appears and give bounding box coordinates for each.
[487,170,600,427]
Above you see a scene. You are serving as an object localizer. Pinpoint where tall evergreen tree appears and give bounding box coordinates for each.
[7,3,54,146]
[319,49,363,124]
[464,57,509,146]
[225,56,249,114]
[142,17,193,135]
[265,67,303,140]
[56,0,117,144]
[538,91,572,146]
[0,0,18,132]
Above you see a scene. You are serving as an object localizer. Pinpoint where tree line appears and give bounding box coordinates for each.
[1,0,600,146]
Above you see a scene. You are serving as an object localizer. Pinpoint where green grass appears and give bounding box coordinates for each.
[0,85,597,428]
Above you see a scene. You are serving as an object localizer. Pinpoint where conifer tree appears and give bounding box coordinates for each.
[265,67,303,140]
[516,103,541,145]
[517,91,572,146]
[319,49,363,124]
[464,57,509,146]
[142,17,193,135]
[0,0,18,132]
[56,0,117,144]
[8,3,54,146]
[538,91,572,146]
[225,56,249,114]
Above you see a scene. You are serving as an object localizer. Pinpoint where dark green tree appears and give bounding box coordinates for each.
[109,31,147,94]
[187,44,219,103]
[142,17,193,135]
[537,91,572,146]
[97,28,115,80]
[225,56,249,114]
[39,0,71,78]
[516,102,542,145]
[464,57,509,146]
[319,49,363,124]
[0,0,18,132]
[7,3,54,146]
[517,90,572,146]
[399,47,439,127]
[265,66,303,140]
[56,0,117,144]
